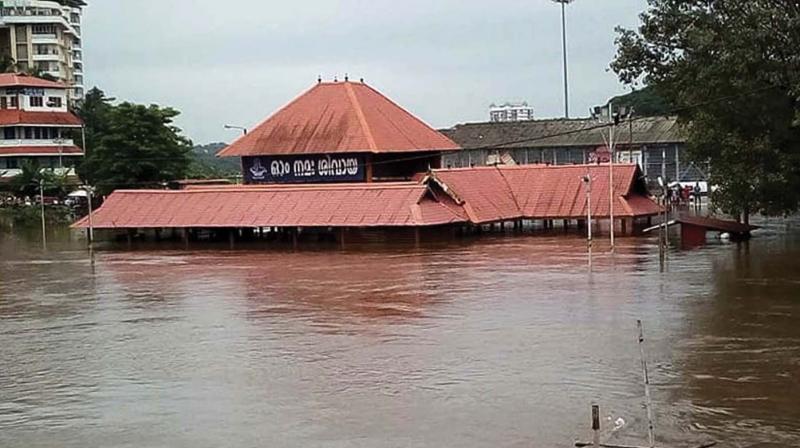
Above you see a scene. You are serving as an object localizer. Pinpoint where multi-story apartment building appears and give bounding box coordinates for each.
[0,0,86,100]
[0,73,83,183]
[489,102,535,122]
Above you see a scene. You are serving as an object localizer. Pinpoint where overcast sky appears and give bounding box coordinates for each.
[83,0,648,144]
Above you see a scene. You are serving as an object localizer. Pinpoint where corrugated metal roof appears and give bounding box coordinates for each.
[431,164,661,222]
[218,81,461,157]
[74,165,661,230]
[0,145,83,156]
[441,116,685,150]
[74,183,468,229]
[0,110,83,127]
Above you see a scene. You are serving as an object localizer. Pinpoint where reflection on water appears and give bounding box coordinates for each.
[0,221,798,448]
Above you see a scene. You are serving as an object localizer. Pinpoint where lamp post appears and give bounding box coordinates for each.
[224,124,248,136]
[552,0,575,118]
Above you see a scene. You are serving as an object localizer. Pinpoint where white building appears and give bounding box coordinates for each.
[489,102,534,122]
[0,0,86,100]
[0,73,83,183]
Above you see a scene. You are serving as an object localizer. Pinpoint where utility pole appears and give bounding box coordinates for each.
[608,103,616,252]
[84,185,95,246]
[552,0,575,118]
[39,179,47,250]
[583,172,592,248]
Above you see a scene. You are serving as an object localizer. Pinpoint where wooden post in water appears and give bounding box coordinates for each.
[592,404,601,448]
[637,320,656,448]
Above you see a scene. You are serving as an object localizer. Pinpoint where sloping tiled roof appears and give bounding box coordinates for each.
[0,73,67,89]
[218,81,461,157]
[431,164,661,222]
[74,165,661,231]
[441,116,685,150]
[0,110,83,127]
[0,145,83,156]
[73,183,468,229]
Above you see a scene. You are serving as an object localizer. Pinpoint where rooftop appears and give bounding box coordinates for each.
[442,116,685,150]
[218,81,461,158]
[0,73,67,90]
[0,110,82,127]
[74,164,661,231]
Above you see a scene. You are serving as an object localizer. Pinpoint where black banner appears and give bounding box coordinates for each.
[243,154,366,184]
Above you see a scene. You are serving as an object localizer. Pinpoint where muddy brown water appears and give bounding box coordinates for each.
[1,220,798,448]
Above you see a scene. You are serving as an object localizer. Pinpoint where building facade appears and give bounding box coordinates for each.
[0,0,86,100]
[0,73,83,183]
[442,116,708,183]
[489,102,534,122]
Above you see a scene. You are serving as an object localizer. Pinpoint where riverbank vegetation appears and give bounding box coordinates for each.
[612,0,800,224]
[75,88,194,196]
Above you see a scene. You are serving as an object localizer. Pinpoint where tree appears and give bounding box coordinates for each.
[76,89,193,196]
[9,161,69,198]
[604,86,672,117]
[611,1,800,223]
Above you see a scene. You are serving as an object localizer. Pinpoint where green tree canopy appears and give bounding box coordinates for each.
[605,86,672,117]
[611,1,800,223]
[76,89,193,196]
[8,161,69,198]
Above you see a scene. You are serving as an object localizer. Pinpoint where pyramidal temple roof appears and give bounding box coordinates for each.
[218,81,461,157]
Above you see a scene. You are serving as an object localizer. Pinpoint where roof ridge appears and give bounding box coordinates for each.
[217,82,322,157]
[357,83,461,150]
[344,82,378,151]
[493,165,523,215]
[116,184,425,194]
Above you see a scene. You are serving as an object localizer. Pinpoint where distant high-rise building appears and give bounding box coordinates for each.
[489,102,534,122]
[0,0,86,100]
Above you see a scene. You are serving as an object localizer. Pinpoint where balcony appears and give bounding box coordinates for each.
[0,139,76,148]
[31,34,60,45]
[32,52,60,62]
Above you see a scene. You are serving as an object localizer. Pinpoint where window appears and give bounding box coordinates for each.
[7,158,19,169]
[4,128,15,140]
[30,97,43,107]
[47,97,62,108]
[24,128,32,140]
[10,96,18,108]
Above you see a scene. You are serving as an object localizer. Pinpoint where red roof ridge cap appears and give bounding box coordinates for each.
[356,82,461,150]
[217,82,323,158]
[344,82,378,151]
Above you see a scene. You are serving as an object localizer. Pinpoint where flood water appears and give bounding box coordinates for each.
[1,221,799,448]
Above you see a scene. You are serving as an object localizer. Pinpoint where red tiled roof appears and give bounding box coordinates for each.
[0,73,67,89]
[218,81,461,157]
[0,110,83,126]
[73,183,468,229]
[73,165,660,230]
[431,164,661,222]
[0,145,83,156]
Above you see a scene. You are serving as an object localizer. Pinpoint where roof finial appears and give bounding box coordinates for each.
[334,75,338,82]
[317,75,322,84]
[360,77,364,83]
[344,73,349,82]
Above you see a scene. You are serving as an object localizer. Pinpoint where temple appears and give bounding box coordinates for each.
[74,80,662,243]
